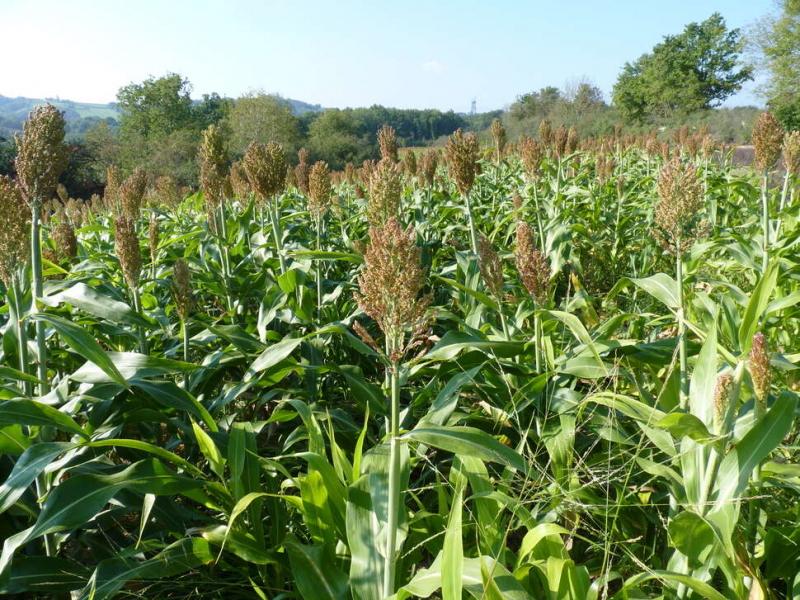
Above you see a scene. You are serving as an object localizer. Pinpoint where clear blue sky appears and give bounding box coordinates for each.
[0,0,772,112]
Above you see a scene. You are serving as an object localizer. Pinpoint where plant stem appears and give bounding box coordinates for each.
[216,204,234,318]
[464,191,478,254]
[316,215,323,322]
[30,203,49,396]
[534,311,542,374]
[181,318,190,387]
[11,276,31,396]
[132,286,147,355]
[676,244,688,410]
[269,197,287,273]
[383,360,402,597]
[760,171,769,274]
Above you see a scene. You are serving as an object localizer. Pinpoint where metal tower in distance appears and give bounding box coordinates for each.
[470,98,477,116]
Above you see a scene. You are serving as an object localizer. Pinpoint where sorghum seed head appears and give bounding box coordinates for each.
[750,332,771,405]
[539,120,554,150]
[354,216,431,359]
[0,176,30,285]
[14,104,69,207]
[445,128,479,195]
[298,148,310,165]
[477,233,504,300]
[491,118,507,162]
[404,151,418,177]
[114,215,142,289]
[513,193,523,212]
[294,162,310,196]
[419,149,439,187]
[172,259,194,320]
[198,124,228,207]
[752,111,785,172]
[519,136,544,181]
[367,158,403,227]
[51,206,77,261]
[712,373,734,435]
[105,165,122,211]
[156,174,180,208]
[344,163,356,185]
[516,221,550,304]
[701,135,718,159]
[120,168,148,218]
[308,161,332,217]
[56,183,68,203]
[554,126,569,159]
[782,130,800,174]
[378,125,398,163]
[654,157,704,250]
[243,141,287,204]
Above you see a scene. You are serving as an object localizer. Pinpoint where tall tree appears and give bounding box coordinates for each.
[116,73,195,139]
[749,0,800,129]
[225,93,301,156]
[613,13,752,121]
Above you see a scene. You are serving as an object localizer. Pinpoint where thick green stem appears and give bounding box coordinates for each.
[534,311,542,374]
[531,184,546,251]
[269,197,288,273]
[464,191,478,254]
[760,172,769,274]
[11,276,31,396]
[676,247,688,410]
[317,216,324,322]
[132,287,148,355]
[181,318,190,387]
[30,205,49,396]
[216,204,234,318]
[383,361,402,597]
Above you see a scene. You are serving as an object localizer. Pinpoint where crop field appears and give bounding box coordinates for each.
[0,107,798,599]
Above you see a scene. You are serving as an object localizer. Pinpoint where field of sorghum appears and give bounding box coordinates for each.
[0,106,798,599]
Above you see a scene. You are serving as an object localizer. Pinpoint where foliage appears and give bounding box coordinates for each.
[613,13,753,121]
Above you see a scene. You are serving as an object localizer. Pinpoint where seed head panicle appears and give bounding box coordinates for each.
[56,183,68,203]
[654,157,704,251]
[51,206,77,261]
[515,221,550,304]
[0,177,30,285]
[491,118,507,162]
[378,125,398,163]
[752,111,785,172]
[115,215,142,289]
[712,373,735,435]
[294,162,310,196]
[172,259,194,320]
[445,129,479,195]
[419,149,439,187]
[198,124,228,208]
[477,233,504,300]
[539,120,554,151]
[14,104,69,207]
[367,158,403,226]
[782,130,800,174]
[228,161,251,201]
[354,216,431,360]
[403,151,418,177]
[243,141,287,204]
[701,135,718,159]
[520,136,544,181]
[566,126,579,155]
[308,161,332,217]
[344,162,356,185]
[156,174,180,208]
[120,168,148,218]
[298,148,310,165]
[104,165,122,211]
[750,332,771,406]
[554,126,569,159]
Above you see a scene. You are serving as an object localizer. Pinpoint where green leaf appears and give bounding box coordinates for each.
[3,557,89,594]
[79,538,213,600]
[285,537,350,600]
[714,392,797,510]
[442,481,464,600]
[668,511,717,567]
[738,263,778,353]
[347,476,383,600]
[655,413,714,442]
[42,282,150,327]
[0,400,87,440]
[403,427,527,473]
[71,352,195,384]
[611,570,728,600]
[0,442,76,514]
[30,313,128,388]
[192,422,225,479]
[609,273,680,309]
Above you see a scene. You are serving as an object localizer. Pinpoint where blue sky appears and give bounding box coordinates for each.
[1,0,772,112]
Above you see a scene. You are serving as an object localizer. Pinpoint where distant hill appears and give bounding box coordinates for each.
[0,93,325,138]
